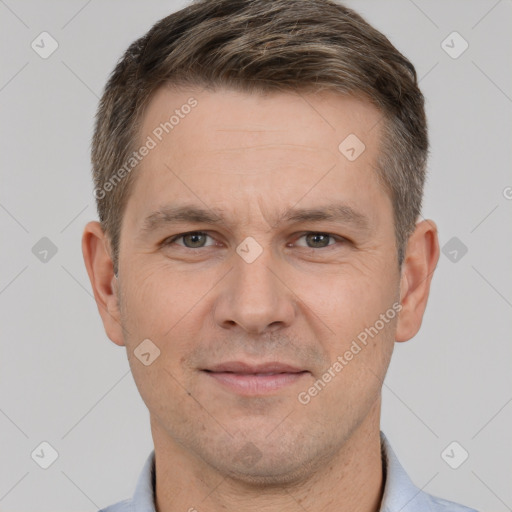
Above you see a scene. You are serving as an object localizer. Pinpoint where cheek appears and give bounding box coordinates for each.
[121,262,204,332]
[295,261,399,336]
[119,263,216,387]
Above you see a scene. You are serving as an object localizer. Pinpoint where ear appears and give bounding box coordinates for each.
[82,221,125,346]
[396,219,440,342]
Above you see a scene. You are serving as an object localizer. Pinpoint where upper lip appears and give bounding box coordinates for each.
[204,361,305,374]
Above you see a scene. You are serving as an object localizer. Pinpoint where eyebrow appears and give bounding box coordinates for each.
[282,204,370,231]
[139,203,372,235]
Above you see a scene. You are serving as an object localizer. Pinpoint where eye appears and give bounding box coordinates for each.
[162,231,345,251]
[163,231,216,249]
[294,232,341,249]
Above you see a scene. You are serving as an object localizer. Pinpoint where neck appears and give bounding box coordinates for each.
[152,399,384,512]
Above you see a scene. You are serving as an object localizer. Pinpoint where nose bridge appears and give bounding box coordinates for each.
[214,242,295,333]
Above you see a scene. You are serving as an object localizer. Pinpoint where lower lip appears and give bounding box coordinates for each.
[204,371,308,395]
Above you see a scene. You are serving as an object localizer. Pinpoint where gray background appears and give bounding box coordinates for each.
[1,0,511,510]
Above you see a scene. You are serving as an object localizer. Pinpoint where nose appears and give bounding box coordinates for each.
[213,247,296,335]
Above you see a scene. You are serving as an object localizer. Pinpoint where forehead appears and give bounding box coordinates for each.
[139,85,382,156]
[124,85,389,233]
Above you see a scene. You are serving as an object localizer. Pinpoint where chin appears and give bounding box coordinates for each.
[200,433,336,488]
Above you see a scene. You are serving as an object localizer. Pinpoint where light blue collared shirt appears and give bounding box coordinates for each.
[99,431,478,512]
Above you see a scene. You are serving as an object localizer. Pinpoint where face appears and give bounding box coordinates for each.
[114,87,401,483]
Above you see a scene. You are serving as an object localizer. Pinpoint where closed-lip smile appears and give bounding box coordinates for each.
[202,361,309,395]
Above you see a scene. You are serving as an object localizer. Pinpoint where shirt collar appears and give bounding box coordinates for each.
[131,447,156,511]
[379,431,428,511]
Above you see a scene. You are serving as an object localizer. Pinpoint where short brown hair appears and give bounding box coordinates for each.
[91,0,428,273]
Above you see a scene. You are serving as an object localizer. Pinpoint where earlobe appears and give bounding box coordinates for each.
[395,219,440,343]
[82,221,125,346]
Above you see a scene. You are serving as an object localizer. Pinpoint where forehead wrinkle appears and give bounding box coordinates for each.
[214,127,286,133]
[207,143,325,153]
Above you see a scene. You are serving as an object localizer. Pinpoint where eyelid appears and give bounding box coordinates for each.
[162,230,347,250]
[292,232,343,248]
[163,231,218,248]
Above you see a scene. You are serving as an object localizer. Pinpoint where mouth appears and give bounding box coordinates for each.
[202,361,309,396]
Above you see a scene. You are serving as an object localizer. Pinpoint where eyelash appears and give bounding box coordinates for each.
[161,231,347,250]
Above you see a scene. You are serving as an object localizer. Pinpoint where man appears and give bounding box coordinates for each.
[82,0,478,511]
